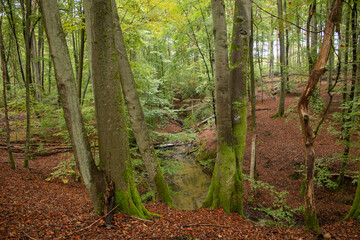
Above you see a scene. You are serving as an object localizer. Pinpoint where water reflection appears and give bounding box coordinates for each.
[160,143,211,210]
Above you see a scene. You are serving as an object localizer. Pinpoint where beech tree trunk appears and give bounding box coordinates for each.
[297,0,343,232]
[39,0,106,214]
[110,0,172,206]
[203,0,249,215]
[84,0,152,219]
[274,0,286,117]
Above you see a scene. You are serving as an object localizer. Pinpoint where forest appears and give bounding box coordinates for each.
[0,0,359,239]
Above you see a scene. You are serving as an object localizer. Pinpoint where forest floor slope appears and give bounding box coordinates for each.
[1,80,360,239]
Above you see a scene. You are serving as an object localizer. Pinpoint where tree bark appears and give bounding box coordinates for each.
[39,0,106,214]
[84,0,152,219]
[297,0,343,232]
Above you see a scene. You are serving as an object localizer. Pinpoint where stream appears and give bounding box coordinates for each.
[157,142,211,210]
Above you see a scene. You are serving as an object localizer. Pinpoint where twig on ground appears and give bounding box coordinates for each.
[19,224,38,240]
[127,216,153,222]
[55,204,120,239]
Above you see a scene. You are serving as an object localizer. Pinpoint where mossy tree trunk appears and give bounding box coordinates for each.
[230,0,251,214]
[297,0,343,232]
[346,160,360,220]
[203,0,249,215]
[39,0,106,214]
[84,0,152,219]
[110,0,172,206]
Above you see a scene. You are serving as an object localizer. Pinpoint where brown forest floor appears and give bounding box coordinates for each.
[1,79,360,239]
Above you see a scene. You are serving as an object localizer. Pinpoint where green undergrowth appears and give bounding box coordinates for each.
[246,176,301,226]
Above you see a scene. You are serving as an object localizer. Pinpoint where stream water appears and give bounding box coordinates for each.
[159,143,211,210]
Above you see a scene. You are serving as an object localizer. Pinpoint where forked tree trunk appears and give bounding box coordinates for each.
[0,15,15,169]
[297,0,343,232]
[203,0,249,215]
[110,0,172,206]
[84,0,152,219]
[39,0,106,214]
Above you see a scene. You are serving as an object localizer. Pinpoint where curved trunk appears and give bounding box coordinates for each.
[39,0,106,214]
[110,0,172,206]
[297,0,343,232]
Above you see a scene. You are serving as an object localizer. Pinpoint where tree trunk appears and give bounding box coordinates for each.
[249,8,257,184]
[346,161,360,220]
[4,0,26,85]
[77,12,85,102]
[110,0,172,206]
[30,2,42,102]
[337,1,357,189]
[39,0,106,214]
[84,0,152,219]
[0,15,15,169]
[273,0,286,118]
[203,0,249,215]
[297,0,343,232]
[306,1,316,74]
[269,17,274,81]
[22,0,31,168]
[310,1,317,72]
[284,0,290,93]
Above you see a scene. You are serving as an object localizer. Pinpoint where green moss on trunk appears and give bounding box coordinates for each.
[305,207,320,233]
[154,165,173,207]
[346,161,360,220]
[202,144,243,215]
